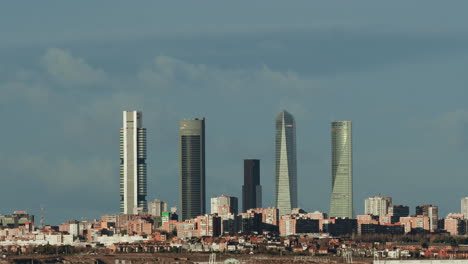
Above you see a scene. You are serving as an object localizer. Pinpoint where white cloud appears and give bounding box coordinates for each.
[42,48,107,85]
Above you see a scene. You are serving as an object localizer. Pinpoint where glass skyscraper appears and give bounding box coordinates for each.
[275,110,297,216]
[329,121,353,218]
[242,159,262,212]
[120,111,147,214]
[179,118,205,221]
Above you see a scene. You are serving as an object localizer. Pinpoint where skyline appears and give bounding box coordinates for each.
[2,1,468,224]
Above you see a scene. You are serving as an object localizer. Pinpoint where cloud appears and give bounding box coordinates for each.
[42,48,107,85]
[137,55,315,96]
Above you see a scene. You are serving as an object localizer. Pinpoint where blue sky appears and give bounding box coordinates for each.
[1,1,468,224]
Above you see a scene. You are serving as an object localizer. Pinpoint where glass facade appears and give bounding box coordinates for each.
[179,118,205,221]
[329,121,353,218]
[243,159,261,212]
[275,110,297,216]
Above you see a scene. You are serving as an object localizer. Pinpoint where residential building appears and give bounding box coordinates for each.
[148,199,168,217]
[197,214,221,237]
[400,216,430,233]
[329,121,353,218]
[120,111,147,214]
[279,215,319,236]
[249,207,279,232]
[275,110,297,216]
[210,195,238,216]
[179,118,205,221]
[416,204,438,231]
[365,196,391,216]
[242,159,262,212]
[389,205,410,223]
[445,213,465,236]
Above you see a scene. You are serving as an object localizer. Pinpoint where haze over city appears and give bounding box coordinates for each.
[2,1,468,225]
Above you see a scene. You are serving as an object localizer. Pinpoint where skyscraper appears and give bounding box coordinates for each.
[329,121,353,218]
[275,110,297,216]
[120,111,147,214]
[462,197,468,219]
[179,118,205,221]
[243,159,262,212]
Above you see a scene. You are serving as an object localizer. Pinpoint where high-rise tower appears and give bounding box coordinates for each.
[275,110,297,216]
[462,198,468,219]
[179,118,205,221]
[329,121,353,218]
[243,159,262,212]
[120,111,147,214]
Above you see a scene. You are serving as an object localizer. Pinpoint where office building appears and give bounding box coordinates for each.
[275,110,297,216]
[242,159,262,212]
[329,121,353,218]
[179,118,206,221]
[365,196,391,216]
[210,195,238,215]
[416,204,438,231]
[120,111,147,214]
[148,199,168,217]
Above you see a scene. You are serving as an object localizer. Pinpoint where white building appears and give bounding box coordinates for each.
[210,195,238,215]
[365,196,391,216]
[461,197,468,219]
[120,111,147,214]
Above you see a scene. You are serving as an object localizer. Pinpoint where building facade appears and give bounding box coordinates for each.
[462,197,468,219]
[329,121,353,218]
[120,111,147,214]
[275,110,297,216]
[416,204,438,231]
[210,195,238,216]
[179,118,206,221]
[365,196,391,216]
[148,199,168,217]
[242,159,262,212]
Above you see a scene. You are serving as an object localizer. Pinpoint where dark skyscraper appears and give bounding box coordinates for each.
[179,118,205,221]
[242,159,262,212]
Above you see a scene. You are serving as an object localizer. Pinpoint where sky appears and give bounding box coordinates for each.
[1,1,468,224]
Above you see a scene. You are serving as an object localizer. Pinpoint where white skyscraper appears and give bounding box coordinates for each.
[120,111,147,214]
[365,196,391,216]
[461,197,468,219]
[275,110,297,216]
